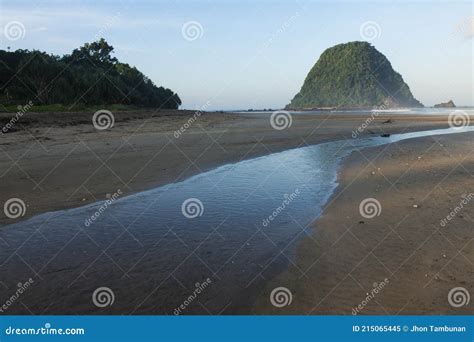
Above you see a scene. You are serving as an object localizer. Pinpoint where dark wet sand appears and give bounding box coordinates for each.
[256,131,474,315]
[1,110,472,315]
[0,110,456,226]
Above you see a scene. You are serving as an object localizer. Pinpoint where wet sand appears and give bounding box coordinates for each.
[1,110,473,315]
[0,110,456,226]
[256,131,474,314]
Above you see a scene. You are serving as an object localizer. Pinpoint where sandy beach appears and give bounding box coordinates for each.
[1,1,472,340]
[0,110,457,226]
[0,110,473,315]
[256,131,474,315]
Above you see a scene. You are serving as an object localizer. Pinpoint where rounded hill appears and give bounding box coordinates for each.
[287,41,422,109]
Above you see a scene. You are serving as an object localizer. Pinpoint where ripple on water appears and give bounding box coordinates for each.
[0,126,473,314]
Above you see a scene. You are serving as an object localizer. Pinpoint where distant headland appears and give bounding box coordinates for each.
[0,38,181,110]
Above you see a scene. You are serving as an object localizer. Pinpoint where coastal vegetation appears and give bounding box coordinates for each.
[0,38,181,110]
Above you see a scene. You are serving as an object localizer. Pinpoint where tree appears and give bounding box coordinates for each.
[0,39,181,109]
[63,38,118,68]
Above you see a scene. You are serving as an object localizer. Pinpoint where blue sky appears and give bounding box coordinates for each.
[1,0,472,109]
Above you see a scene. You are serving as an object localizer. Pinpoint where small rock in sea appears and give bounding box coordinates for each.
[413,204,420,208]
[434,100,456,108]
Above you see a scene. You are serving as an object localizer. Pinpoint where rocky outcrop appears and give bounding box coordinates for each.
[286,41,423,110]
[434,100,456,108]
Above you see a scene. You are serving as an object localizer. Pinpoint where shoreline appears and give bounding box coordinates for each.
[0,110,464,226]
[255,131,474,314]
[0,112,473,314]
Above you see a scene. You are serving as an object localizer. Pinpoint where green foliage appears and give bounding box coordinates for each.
[0,103,142,113]
[287,41,422,109]
[0,38,181,109]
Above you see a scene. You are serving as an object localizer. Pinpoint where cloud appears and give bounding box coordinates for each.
[455,16,474,39]
[0,4,182,52]
[0,6,181,32]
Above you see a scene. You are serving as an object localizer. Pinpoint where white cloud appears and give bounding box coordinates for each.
[455,16,474,39]
[0,6,181,31]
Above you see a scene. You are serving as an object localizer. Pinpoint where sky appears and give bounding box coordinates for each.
[0,0,472,110]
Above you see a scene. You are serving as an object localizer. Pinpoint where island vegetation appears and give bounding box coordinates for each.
[287,41,423,110]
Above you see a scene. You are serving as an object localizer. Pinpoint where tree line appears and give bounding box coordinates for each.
[0,38,181,109]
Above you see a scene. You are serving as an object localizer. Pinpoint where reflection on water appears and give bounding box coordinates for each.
[0,127,473,314]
